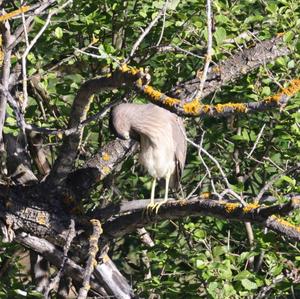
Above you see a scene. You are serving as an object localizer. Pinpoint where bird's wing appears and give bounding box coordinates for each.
[170,115,187,188]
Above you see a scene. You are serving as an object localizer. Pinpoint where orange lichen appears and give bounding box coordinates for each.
[102,152,110,161]
[224,203,239,213]
[266,79,300,103]
[179,199,188,206]
[102,253,110,263]
[136,78,143,87]
[201,105,211,113]
[143,85,163,101]
[164,96,180,106]
[200,192,211,199]
[37,212,47,225]
[183,99,202,114]
[243,203,260,213]
[119,64,141,76]
[271,215,300,233]
[282,79,300,96]
[102,166,110,175]
[0,6,30,22]
[212,66,221,73]
[215,103,247,113]
[292,197,300,206]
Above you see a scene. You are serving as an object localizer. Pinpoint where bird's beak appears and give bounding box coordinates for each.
[124,132,130,140]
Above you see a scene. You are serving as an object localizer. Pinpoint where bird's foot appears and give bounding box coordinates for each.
[155,199,169,214]
[145,199,169,215]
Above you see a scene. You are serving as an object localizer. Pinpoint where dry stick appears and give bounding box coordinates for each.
[246,123,266,159]
[21,0,73,112]
[9,0,57,49]
[197,130,217,194]
[77,219,103,299]
[156,0,168,46]
[125,1,168,62]
[44,219,76,298]
[186,135,245,203]
[192,0,213,100]
[24,97,120,136]
[255,165,300,203]
[0,20,13,152]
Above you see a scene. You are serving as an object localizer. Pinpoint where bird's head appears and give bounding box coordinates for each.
[110,104,133,140]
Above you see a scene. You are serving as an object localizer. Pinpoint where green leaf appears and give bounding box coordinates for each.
[214,27,227,45]
[283,31,294,43]
[55,27,63,39]
[213,245,227,257]
[168,0,180,10]
[234,270,252,281]
[241,278,258,290]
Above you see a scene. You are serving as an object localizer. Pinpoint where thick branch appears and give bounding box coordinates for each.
[97,197,300,242]
[168,36,291,99]
[16,233,108,297]
[46,72,143,186]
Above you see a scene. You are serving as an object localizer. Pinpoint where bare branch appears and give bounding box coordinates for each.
[44,219,76,298]
[192,0,213,100]
[77,219,102,299]
[126,1,169,62]
[21,0,73,112]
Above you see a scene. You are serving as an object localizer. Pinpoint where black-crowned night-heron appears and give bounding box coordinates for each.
[111,103,186,212]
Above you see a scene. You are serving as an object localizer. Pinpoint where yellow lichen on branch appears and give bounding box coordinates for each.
[224,203,240,213]
[117,64,300,117]
[119,64,142,76]
[271,215,300,233]
[243,203,260,213]
[215,103,247,113]
[0,6,30,22]
[266,79,300,103]
[183,99,202,114]
[164,96,180,106]
[102,152,110,161]
[143,85,163,101]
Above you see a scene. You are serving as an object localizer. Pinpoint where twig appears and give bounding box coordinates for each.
[23,97,120,136]
[125,1,168,62]
[156,0,168,46]
[192,0,213,100]
[0,19,13,152]
[21,0,73,112]
[246,123,266,158]
[255,165,300,203]
[44,219,76,298]
[77,219,103,299]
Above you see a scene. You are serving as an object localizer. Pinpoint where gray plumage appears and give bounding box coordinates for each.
[111,103,186,210]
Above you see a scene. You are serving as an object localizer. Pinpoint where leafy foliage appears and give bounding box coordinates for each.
[1,0,300,298]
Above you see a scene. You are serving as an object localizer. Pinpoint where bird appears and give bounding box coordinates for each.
[110,103,186,212]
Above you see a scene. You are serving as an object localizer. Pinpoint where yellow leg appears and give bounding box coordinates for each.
[154,172,171,214]
[146,177,156,211]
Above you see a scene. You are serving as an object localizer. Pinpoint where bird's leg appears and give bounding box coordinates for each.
[154,172,171,214]
[146,177,157,211]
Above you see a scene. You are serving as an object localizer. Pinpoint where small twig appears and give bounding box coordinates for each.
[186,173,208,200]
[255,165,299,203]
[192,0,213,100]
[21,0,73,112]
[77,219,103,299]
[125,2,168,62]
[156,0,168,46]
[74,47,121,65]
[44,219,76,298]
[246,123,266,158]
[23,97,120,136]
